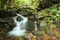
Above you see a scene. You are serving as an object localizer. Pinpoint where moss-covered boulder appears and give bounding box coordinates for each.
[26,20,35,31]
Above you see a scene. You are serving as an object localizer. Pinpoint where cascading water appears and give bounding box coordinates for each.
[34,21,38,31]
[8,14,28,37]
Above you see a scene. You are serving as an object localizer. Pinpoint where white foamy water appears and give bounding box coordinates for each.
[34,21,38,31]
[8,14,28,37]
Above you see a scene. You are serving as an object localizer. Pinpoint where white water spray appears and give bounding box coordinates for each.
[8,14,28,37]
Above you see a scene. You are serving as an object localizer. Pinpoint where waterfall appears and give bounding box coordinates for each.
[34,21,38,31]
[8,14,28,37]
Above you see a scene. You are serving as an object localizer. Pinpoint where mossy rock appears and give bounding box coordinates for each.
[40,21,47,27]
[26,20,35,31]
